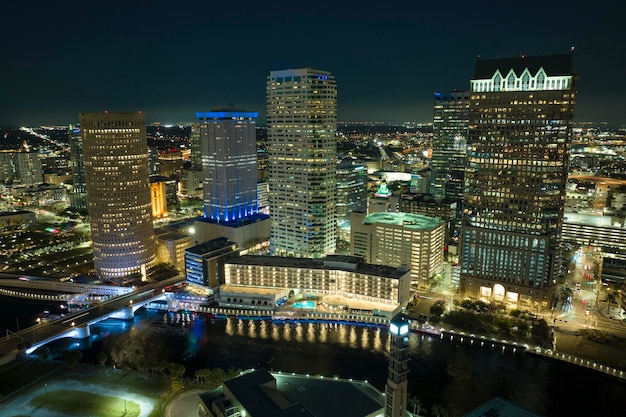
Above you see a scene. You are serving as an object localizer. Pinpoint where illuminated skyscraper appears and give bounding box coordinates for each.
[193,110,269,252]
[197,110,259,222]
[267,68,337,258]
[459,54,577,307]
[69,124,87,210]
[430,91,469,201]
[80,111,156,281]
[336,159,367,221]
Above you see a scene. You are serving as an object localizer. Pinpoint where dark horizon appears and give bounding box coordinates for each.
[1,1,625,127]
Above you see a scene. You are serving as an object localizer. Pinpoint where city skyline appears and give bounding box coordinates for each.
[1,1,625,127]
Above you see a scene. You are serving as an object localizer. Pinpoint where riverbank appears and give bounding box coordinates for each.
[554,329,626,370]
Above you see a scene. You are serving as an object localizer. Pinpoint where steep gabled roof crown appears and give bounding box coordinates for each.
[473,54,574,79]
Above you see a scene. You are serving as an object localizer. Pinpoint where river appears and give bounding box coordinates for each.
[2,298,625,416]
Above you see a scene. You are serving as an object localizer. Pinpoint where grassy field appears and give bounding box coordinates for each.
[29,390,141,417]
[1,361,171,417]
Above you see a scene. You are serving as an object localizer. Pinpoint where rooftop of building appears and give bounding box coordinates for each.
[563,212,626,229]
[186,237,238,255]
[473,53,575,79]
[226,255,408,279]
[463,396,544,417]
[220,284,282,296]
[153,229,191,242]
[194,212,270,228]
[363,211,443,230]
[337,159,368,170]
[400,192,458,206]
[202,369,384,417]
[195,110,258,120]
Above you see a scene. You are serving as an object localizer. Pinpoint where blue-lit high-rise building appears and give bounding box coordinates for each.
[194,110,269,252]
[198,110,259,222]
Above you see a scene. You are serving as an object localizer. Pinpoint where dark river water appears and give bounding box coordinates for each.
[2,298,625,416]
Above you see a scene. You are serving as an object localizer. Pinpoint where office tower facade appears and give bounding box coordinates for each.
[336,159,368,221]
[267,68,337,257]
[185,238,240,288]
[80,111,156,281]
[13,152,43,185]
[197,110,259,222]
[69,125,87,210]
[459,54,577,307]
[189,124,202,170]
[430,91,470,201]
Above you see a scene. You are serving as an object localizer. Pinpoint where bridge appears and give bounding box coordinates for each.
[0,276,184,365]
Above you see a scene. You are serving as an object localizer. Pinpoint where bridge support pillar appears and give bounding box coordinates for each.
[71,324,91,339]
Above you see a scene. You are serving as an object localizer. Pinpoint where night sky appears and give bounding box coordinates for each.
[1,0,625,126]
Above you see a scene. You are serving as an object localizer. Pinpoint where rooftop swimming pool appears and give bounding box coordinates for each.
[292,301,315,309]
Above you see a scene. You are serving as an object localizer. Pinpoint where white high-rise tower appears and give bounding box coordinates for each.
[266,68,337,258]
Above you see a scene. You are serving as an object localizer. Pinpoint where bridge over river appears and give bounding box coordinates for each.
[0,277,184,365]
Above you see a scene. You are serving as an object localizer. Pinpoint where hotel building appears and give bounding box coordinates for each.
[223,255,410,309]
[80,111,156,281]
[351,211,445,287]
[267,68,337,258]
[459,54,578,307]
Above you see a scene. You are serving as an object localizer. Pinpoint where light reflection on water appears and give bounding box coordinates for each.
[35,309,626,417]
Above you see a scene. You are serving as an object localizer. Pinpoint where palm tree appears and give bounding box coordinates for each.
[605,292,618,314]
[559,286,573,312]
[407,394,424,416]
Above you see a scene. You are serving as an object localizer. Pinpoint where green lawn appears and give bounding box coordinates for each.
[30,390,141,417]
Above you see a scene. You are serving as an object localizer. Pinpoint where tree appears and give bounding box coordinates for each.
[407,394,423,416]
[605,292,619,314]
[559,286,573,312]
[64,349,82,369]
[37,346,50,360]
[96,351,107,366]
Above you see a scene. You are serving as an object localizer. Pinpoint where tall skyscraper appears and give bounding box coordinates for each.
[193,110,269,252]
[430,91,470,201]
[80,111,156,281]
[69,124,87,211]
[197,110,259,222]
[459,54,577,307]
[336,159,367,221]
[267,68,337,258]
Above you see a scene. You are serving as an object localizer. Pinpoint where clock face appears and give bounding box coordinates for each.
[390,323,399,335]
[400,324,409,335]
